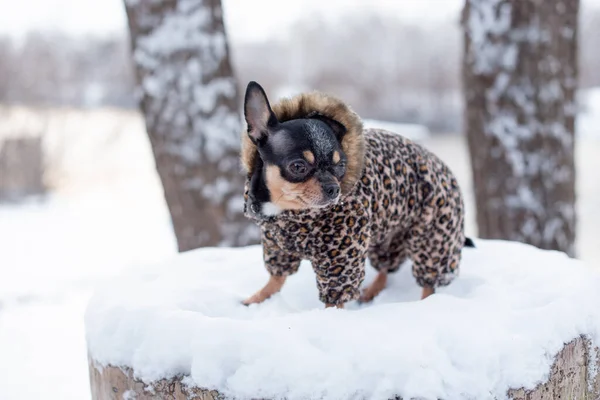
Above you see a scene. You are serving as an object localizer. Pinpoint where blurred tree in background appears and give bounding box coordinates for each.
[463,0,578,256]
[1,0,596,255]
[124,0,259,251]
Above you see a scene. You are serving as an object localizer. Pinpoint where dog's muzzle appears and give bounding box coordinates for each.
[316,171,341,203]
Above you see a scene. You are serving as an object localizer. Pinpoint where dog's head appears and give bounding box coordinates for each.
[243,82,349,216]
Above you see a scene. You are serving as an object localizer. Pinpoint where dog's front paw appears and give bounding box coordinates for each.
[241,275,287,306]
[358,271,388,303]
[241,292,268,306]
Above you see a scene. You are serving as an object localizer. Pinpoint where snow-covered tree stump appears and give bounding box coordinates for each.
[86,241,600,400]
[88,337,599,399]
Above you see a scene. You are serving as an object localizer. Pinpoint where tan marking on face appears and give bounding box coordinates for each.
[265,165,327,210]
[332,151,341,164]
[303,150,315,164]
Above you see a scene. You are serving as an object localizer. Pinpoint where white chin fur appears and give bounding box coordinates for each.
[262,202,282,216]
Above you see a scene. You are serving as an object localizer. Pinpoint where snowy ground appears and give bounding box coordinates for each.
[0,105,599,399]
[0,190,176,400]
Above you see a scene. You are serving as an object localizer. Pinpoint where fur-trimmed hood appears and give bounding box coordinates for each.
[240,91,366,196]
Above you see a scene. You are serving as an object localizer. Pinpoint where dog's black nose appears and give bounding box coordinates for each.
[323,183,340,199]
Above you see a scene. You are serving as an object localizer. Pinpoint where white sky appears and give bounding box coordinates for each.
[1,0,598,43]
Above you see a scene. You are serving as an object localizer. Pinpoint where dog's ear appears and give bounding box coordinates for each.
[307,112,347,141]
[244,81,278,144]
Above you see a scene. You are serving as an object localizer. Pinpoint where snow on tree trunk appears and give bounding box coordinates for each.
[462,0,578,256]
[123,0,259,251]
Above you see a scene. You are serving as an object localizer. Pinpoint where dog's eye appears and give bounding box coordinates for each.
[333,161,346,178]
[335,161,346,172]
[288,160,308,176]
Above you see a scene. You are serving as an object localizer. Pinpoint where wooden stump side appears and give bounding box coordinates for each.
[508,336,599,400]
[89,337,600,400]
[88,360,223,400]
[590,342,600,398]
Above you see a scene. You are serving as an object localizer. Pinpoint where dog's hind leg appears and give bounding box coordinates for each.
[421,286,435,299]
[409,220,462,301]
[358,270,389,303]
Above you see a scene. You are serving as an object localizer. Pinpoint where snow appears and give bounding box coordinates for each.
[0,192,175,300]
[136,2,214,59]
[0,189,176,400]
[0,292,92,400]
[578,87,600,140]
[466,0,513,74]
[86,240,600,400]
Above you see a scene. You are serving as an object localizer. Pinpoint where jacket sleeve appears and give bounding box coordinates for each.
[262,230,302,276]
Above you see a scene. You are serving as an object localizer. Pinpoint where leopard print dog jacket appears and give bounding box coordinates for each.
[241,92,467,306]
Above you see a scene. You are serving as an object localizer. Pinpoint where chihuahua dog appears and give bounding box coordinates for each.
[241,81,473,308]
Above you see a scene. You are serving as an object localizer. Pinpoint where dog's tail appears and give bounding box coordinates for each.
[464,237,476,248]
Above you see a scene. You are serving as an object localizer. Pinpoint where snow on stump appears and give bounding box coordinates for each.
[85,241,600,400]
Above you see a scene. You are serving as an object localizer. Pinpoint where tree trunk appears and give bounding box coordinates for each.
[124,0,259,251]
[88,337,600,399]
[462,0,578,256]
